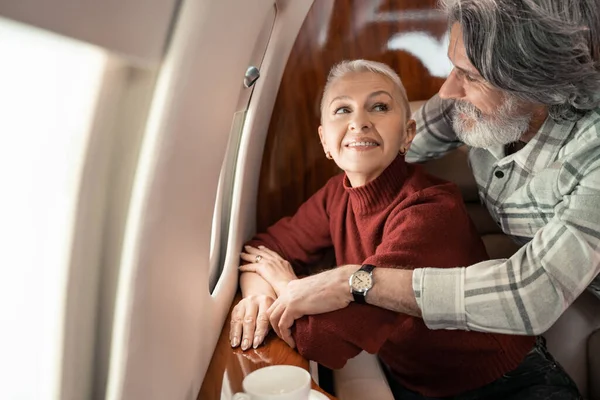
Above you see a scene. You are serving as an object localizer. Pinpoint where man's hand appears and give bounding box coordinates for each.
[267,265,357,348]
[239,246,298,295]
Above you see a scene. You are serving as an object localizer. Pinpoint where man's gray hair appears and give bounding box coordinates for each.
[320,60,411,120]
[440,0,600,121]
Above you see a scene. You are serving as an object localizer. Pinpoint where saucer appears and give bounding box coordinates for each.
[310,389,330,399]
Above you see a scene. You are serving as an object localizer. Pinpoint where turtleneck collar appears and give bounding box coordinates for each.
[343,155,408,215]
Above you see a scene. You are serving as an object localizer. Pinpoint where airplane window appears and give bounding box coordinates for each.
[0,16,108,399]
[209,110,247,294]
[208,170,225,290]
[206,6,275,296]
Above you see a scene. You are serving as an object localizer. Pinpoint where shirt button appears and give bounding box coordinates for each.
[494,170,505,178]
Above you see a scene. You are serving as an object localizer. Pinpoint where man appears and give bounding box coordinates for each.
[263,0,600,348]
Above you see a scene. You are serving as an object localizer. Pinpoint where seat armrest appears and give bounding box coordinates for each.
[332,351,394,400]
[544,290,600,399]
[588,329,600,400]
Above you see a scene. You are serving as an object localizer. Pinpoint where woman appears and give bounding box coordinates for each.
[231,60,536,398]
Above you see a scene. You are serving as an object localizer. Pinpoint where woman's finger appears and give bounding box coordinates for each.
[243,245,271,259]
[266,299,277,322]
[243,245,261,255]
[241,300,259,351]
[253,297,272,349]
[238,263,258,273]
[241,248,275,264]
[230,302,245,348]
[257,246,281,259]
[240,252,262,263]
[245,245,279,261]
[239,264,271,285]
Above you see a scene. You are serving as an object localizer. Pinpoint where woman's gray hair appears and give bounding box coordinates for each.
[320,60,411,120]
[440,0,600,121]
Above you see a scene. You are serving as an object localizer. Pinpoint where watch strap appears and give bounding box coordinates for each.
[361,264,375,273]
[352,292,366,304]
[351,264,375,304]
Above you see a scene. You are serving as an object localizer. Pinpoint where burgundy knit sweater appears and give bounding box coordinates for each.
[247,155,534,397]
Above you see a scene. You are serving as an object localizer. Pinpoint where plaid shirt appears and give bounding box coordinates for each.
[407,94,600,335]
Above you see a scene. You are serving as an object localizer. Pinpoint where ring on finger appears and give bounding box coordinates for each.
[255,255,262,263]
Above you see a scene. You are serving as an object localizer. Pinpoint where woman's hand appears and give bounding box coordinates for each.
[239,246,298,295]
[230,294,274,351]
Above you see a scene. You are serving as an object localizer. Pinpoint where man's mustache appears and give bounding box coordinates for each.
[454,100,483,119]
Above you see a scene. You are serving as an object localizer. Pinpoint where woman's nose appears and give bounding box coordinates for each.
[350,112,372,131]
[439,68,466,100]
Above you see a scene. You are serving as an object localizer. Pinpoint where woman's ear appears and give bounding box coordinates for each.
[318,125,327,153]
[404,119,417,147]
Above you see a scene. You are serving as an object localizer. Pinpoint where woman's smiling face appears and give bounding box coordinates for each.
[319,71,415,187]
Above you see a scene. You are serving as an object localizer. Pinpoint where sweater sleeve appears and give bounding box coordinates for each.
[293,184,488,369]
[245,177,338,274]
[365,184,489,269]
[292,304,402,369]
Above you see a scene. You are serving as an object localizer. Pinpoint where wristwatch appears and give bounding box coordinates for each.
[349,264,375,304]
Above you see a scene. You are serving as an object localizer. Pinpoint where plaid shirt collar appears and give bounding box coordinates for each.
[493,116,578,173]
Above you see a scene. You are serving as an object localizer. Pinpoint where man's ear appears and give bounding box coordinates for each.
[404,119,417,147]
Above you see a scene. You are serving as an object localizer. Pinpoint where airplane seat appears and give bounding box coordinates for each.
[332,100,600,400]
[331,351,395,400]
[544,291,600,400]
[589,329,600,399]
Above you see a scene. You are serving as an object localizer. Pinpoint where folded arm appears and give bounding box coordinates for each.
[234,182,335,349]
[293,303,401,369]
[415,161,600,334]
[292,187,488,366]
[243,181,335,276]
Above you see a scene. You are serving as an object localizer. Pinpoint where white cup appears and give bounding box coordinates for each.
[232,365,311,400]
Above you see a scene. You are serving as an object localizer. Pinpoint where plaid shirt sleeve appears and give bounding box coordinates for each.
[405,94,464,163]
[412,134,600,334]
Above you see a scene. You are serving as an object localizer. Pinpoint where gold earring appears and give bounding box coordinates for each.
[326,151,333,160]
[399,147,407,155]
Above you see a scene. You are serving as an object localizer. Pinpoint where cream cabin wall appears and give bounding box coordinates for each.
[0,0,314,399]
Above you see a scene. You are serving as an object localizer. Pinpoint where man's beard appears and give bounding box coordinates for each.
[452,96,532,148]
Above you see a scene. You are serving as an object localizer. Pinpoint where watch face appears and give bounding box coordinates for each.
[351,270,372,292]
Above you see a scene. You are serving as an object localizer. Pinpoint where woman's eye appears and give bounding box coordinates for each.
[373,103,389,112]
[334,107,351,114]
